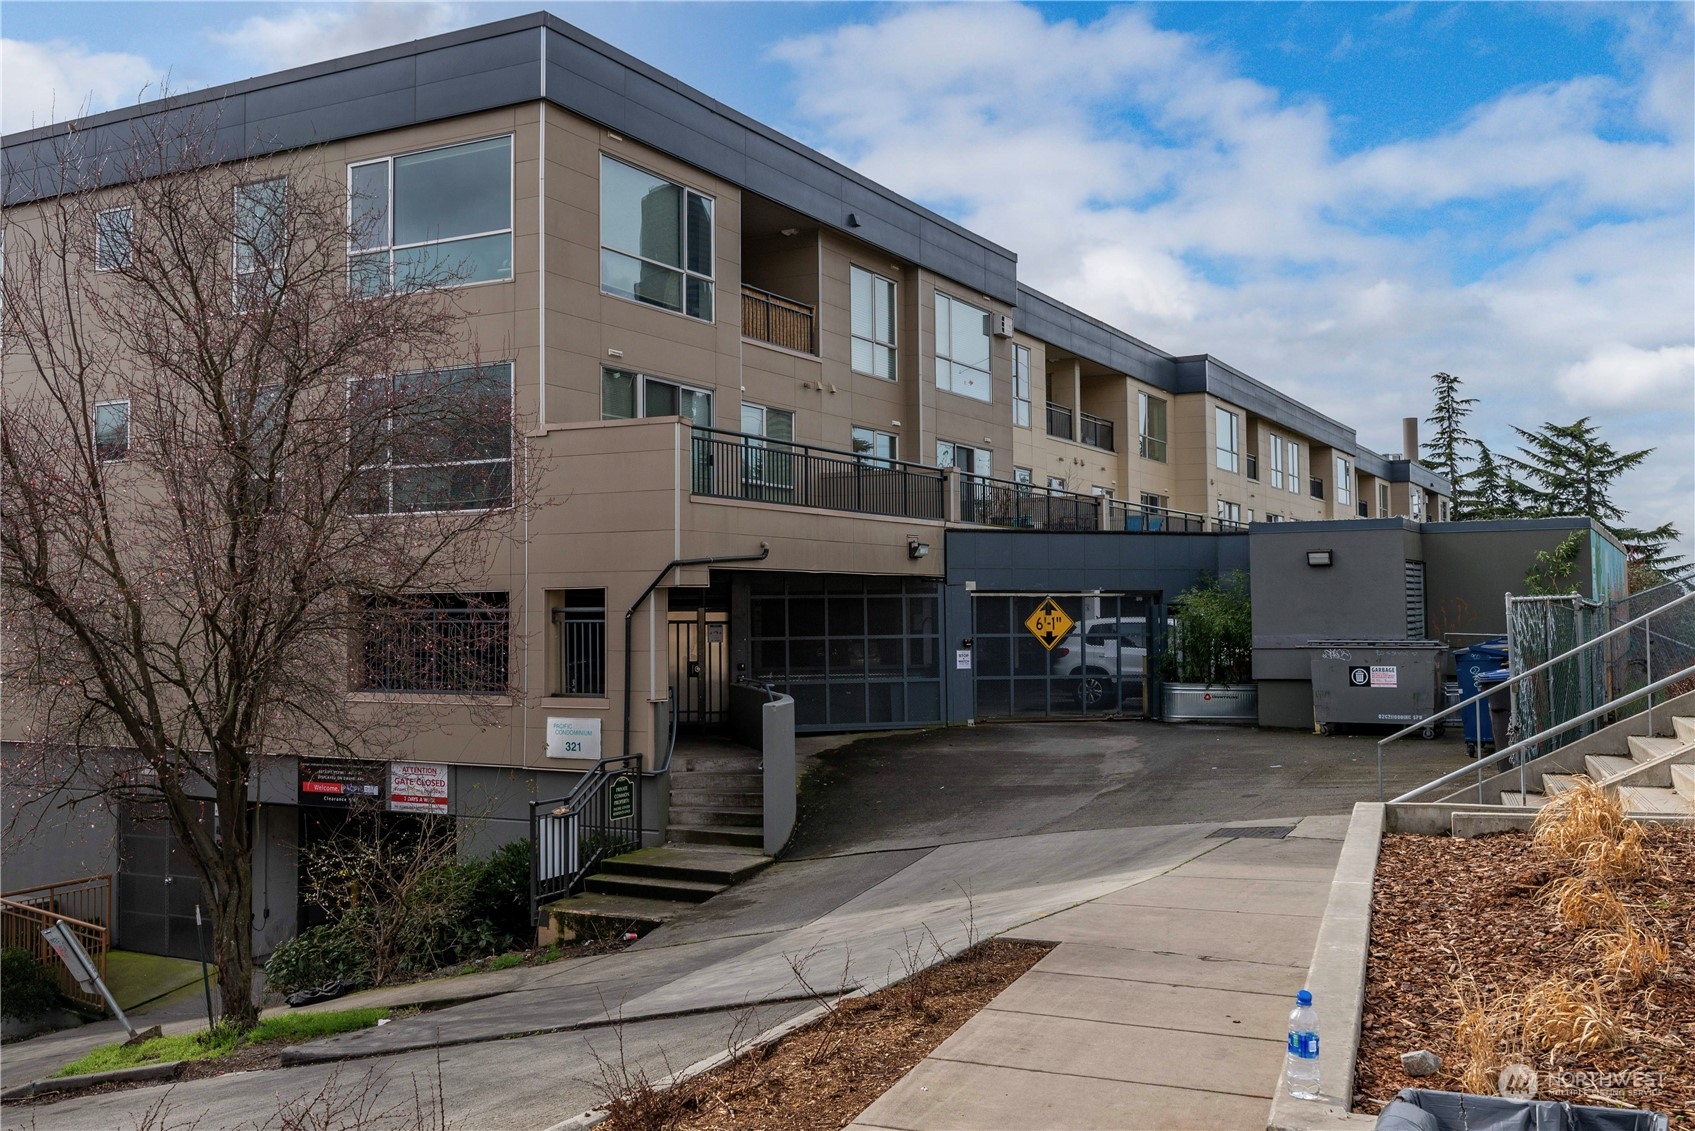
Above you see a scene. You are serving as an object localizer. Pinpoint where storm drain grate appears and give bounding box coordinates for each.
[1207,824,1296,840]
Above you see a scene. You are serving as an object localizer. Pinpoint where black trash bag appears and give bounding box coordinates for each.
[1375,1089,1668,1131]
[285,979,351,1008]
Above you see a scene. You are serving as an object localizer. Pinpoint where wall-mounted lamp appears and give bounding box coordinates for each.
[908,539,931,560]
[1306,549,1334,567]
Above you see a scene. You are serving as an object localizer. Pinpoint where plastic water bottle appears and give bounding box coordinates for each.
[1285,989,1321,1099]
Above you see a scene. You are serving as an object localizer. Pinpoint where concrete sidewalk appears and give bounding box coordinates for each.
[848,815,1348,1131]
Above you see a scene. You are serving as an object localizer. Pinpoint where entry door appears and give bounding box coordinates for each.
[668,610,730,725]
[971,593,1156,719]
[116,800,214,959]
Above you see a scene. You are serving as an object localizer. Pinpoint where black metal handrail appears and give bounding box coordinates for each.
[1078,411,1114,452]
[691,426,946,520]
[1045,402,1073,441]
[1106,499,1211,533]
[960,475,1099,531]
[529,753,643,923]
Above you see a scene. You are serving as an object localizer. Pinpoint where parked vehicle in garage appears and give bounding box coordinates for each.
[1052,619,1147,708]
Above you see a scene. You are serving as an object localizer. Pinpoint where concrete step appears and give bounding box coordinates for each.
[1674,716,1695,743]
[667,787,764,809]
[1672,764,1695,802]
[1585,754,1636,782]
[538,891,686,943]
[670,771,763,791]
[1627,734,1686,763]
[1543,773,1585,796]
[1615,784,1694,816]
[583,871,726,903]
[666,823,764,849]
[668,804,762,828]
[672,752,762,774]
[599,846,771,885]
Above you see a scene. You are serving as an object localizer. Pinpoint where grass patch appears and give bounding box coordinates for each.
[52,1008,388,1077]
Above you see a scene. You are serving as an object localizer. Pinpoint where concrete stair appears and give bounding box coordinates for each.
[1497,714,1695,816]
[539,844,772,942]
[667,740,765,849]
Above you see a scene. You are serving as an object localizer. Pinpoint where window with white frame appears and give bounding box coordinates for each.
[1336,456,1352,507]
[94,400,130,462]
[1217,499,1242,524]
[234,177,287,308]
[1439,498,1450,521]
[740,403,795,489]
[1411,489,1424,520]
[1013,466,1033,494]
[1047,475,1067,492]
[1214,408,1240,473]
[601,367,713,425]
[1378,482,1390,516]
[600,155,714,321]
[350,136,513,294]
[1138,393,1167,462]
[1286,439,1301,494]
[850,266,896,379]
[937,440,990,477]
[350,362,513,514]
[1012,345,1032,427]
[95,207,133,272]
[934,292,992,402]
[851,426,897,467]
[1268,432,1284,489]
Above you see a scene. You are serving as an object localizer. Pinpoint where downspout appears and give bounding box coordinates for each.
[623,543,770,762]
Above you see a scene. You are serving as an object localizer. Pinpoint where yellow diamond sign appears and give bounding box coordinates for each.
[1024,597,1075,651]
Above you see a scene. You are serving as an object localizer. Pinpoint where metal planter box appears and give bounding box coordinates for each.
[1310,640,1445,737]
[1162,682,1258,723]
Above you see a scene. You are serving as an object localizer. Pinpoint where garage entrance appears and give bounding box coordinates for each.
[971,593,1158,719]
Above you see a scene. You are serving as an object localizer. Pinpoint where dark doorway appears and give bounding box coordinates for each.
[116,799,216,959]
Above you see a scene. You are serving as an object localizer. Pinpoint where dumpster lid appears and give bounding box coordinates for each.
[1308,639,1446,649]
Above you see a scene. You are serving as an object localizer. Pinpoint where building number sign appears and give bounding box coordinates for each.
[1024,597,1075,651]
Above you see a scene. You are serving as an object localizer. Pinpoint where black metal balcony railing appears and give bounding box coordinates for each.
[1310,477,1325,500]
[691,427,945,520]
[961,476,1100,531]
[1046,402,1073,441]
[741,285,816,354]
[1078,411,1114,452]
[1107,499,1209,534]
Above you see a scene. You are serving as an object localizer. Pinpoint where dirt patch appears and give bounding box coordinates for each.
[1353,827,1694,1124]
[596,938,1052,1131]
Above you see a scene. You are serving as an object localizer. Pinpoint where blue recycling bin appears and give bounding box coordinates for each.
[1453,641,1508,755]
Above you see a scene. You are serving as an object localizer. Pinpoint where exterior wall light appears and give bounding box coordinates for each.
[1307,549,1334,567]
[908,539,930,559]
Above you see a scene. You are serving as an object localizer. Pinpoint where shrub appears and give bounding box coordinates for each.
[263,921,373,995]
[1,946,64,1021]
[464,839,533,955]
[1162,571,1252,685]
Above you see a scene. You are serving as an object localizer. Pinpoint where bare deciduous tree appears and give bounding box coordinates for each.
[2,112,524,1028]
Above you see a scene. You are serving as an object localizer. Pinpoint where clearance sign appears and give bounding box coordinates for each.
[388,762,451,815]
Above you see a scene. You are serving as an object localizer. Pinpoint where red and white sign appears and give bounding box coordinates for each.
[388,762,450,814]
[1370,665,1398,689]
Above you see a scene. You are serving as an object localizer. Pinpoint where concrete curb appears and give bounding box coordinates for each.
[0,1060,185,1100]
[1266,801,1382,1131]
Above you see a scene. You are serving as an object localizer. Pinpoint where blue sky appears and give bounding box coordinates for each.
[5,2,1692,553]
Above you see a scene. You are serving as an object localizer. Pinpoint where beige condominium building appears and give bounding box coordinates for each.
[2,13,1448,953]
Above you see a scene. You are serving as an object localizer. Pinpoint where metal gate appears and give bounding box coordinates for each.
[116,800,213,959]
[668,610,730,725]
[971,593,1157,719]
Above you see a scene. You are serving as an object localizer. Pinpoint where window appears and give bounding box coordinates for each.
[740,402,794,489]
[95,207,132,271]
[234,178,287,308]
[94,400,130,462]
[1217,499,1241,524]
[1269,432,1284,489]
[937,440,990,477]
[601,367,713,425]
[1266,513,1283,523]
[1012,345,1032,427]
[600,155,714,321]
[1411,490,1424,520]
[1439,498,1450,521]
[1378,482,1390,517]
[1214,408,1240,473]
[852,426,898,467]
[552,589,606,697]
[1246,508,1255,523]
[1047,475,1067,492]
[1138,393,1167,462]
[350,136,513,293]
[934,292,991,402]
[1336,457,1352,507]
[1286,440,1301,494]
[1140,491,1164,510]
[850,266,896,379]
[1014,467,1033,494]
[350,362,513,514]
[358,593,508,694]
[1091,485,1114,499]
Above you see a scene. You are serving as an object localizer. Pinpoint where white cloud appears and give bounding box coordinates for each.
[204,3,470,72]
[768,3,1694,545]
[0,38,162,133]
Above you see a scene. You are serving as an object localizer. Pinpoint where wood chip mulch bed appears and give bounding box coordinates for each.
[597,938,1052,1131]
[1354,827,1695,1125]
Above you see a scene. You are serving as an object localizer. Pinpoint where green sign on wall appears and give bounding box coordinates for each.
[609,775,636,821]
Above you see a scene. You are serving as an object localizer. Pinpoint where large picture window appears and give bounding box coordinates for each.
[1287,439,1301,494]
[601,367,713,426]
[600,155,714,321]
[850,266,897,379]
[358,593,508,694]
[851,426,897,467]
[349,136,513,293]
[350,362,513,514]
[1336,456,1353,507]
[935,292,991,402]
[1012,345,1032,427]
[94,400,130,462]
[1138,393,1167,462]
[234,177,287,308]
[95,207,133,272]
[1269,432,1284,488]
[1215,407,1240,473]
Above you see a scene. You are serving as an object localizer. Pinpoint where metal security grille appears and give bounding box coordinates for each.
[1404,561,1426,639]
[668,611,730,725]
[971,593,1156,719]
[553,592,606,696]
[1207,825,1295,839]
[358,593,509,694]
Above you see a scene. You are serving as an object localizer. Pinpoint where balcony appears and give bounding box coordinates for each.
[1106,499,1223,534]
[741,285,815,354]
[1078,411,1114,452]
[1246,454,1259,482]
[1310,477,1325,500]
[692,426,944,520]
[1046,402,1073,442]
[960,476,1099,531]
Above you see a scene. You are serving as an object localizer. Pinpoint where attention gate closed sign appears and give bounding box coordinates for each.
[388,762,450,814]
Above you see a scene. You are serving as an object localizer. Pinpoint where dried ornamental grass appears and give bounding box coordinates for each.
[1582,921,1671,991]
[1452,975,1519,1095]
[1544,874,1630,930]
[1575,820,1655,882]
[1531,776,1625,862]
[1517,976,1624,1057]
